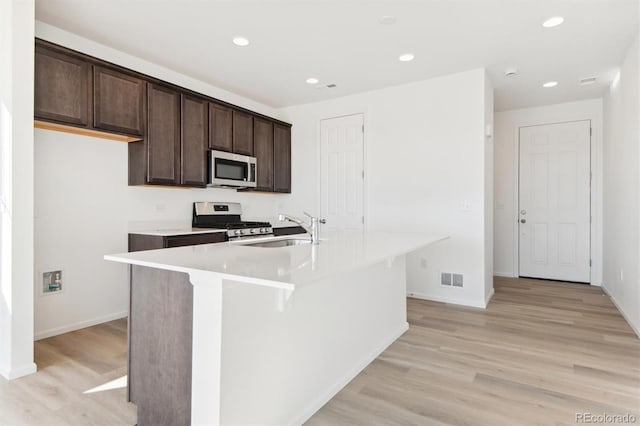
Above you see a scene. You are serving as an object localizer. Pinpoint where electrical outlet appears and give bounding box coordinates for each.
[461,201,472,212]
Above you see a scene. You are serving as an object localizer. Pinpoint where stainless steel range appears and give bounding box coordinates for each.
[192,202,273,240]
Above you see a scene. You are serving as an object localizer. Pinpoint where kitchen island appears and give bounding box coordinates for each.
[105,230,446,426]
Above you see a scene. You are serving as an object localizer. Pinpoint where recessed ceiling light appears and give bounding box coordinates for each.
[306,77,319,85]
[232,37,250,47]
[543,81,558,88]
[379,15,397,25]
[542,16,564,28]
[398,53,415,62]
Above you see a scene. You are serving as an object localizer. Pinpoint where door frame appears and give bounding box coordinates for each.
[512,118,602,285]
[318,113,366,229]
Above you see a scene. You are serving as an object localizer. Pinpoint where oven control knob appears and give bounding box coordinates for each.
[234,230,242,236]
[261,228,268,233]
[250,228,258,234]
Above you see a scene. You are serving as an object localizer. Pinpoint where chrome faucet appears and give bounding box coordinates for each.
[278,212,326,244]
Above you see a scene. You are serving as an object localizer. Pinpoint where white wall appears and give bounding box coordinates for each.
[33,24,288,339]
[0,0,37,380]
[484,73,495,303]
[602,33,640,336]
[278,69,493,308]
[493,99,604,285]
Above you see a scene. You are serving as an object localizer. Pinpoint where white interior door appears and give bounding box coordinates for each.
[519,120,591,283]
[320,114,364,230]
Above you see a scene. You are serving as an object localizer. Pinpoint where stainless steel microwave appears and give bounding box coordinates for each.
[208,150,257,188]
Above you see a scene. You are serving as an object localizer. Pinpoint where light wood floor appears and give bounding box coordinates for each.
[308,277,640,425]
[0,320,136,426]
[1,277,638,426]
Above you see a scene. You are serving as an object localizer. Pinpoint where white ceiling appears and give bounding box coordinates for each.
[35,0,638,111]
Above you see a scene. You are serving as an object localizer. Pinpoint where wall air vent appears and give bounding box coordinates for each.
[452,273,464,287]
[440,272,452,286]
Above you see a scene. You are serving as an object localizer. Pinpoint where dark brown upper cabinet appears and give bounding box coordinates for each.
[34,39,292,190]
[181,94,209,187]
[232,110,254,156]
[208,103,233,152]
[146,83,181,185]
[34,44,90,127]
[93,66,145,136]
[253,117,274,191]
[274,124,292,193]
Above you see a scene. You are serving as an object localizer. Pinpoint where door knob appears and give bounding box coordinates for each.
[520,219,526,223]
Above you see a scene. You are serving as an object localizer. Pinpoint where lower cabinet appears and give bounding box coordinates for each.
[273,226,306,237]
[128,232,226,253]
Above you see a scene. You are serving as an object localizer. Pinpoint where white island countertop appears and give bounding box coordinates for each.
[105,230,447,290]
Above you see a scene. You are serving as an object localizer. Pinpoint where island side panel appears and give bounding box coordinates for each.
[129,265,193,426]
[217,256,408,425]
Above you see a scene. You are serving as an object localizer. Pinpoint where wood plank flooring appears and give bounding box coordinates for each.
[0,320,136,426]
[0,277,638,425]
[307,277,640,426]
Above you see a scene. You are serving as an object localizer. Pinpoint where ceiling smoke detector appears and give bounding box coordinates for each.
[580,77,597,86]
[505,68,518,77]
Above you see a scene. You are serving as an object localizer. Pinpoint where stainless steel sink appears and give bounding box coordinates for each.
[241,238,312,248]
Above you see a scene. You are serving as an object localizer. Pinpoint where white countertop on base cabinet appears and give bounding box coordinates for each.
[105,230,448,290]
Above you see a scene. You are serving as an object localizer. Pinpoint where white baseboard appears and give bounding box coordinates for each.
[0,362,37,380]
[35,311,128,340]
[601,285,640,338]
[485,287,495,307]
[494,272,516,278]
[407,292,487,309]
[292,322,409,426]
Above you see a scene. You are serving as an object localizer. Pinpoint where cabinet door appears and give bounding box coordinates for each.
[34,45,90,126]
[253,117,274,191]
[147,83,180,185]
[181,94,208,187]
[232,110,254,156]
[274,124,292,193]
[93,66,145,136]
[209,103,233,152]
